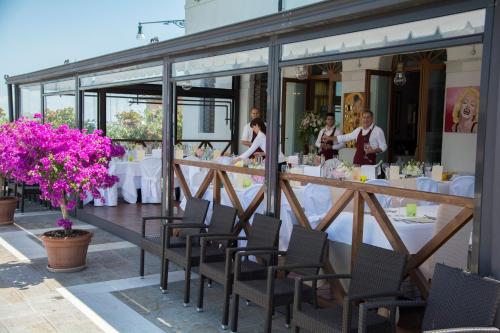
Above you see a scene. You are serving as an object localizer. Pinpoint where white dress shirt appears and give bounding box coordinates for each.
[240,123,253,142]
[337,123,387,152]
[238,131,285,162]
[315,126,345,151]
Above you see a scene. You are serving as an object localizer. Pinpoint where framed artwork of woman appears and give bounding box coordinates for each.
[343,92,365,147]
[444,86,480,133]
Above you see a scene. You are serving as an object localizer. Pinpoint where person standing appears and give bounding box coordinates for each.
[240,107,262,147]
[333,110,387,165]
[315,112,345,160]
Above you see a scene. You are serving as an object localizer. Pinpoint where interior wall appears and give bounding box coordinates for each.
[441,44,482,174]
[238,74,252,154]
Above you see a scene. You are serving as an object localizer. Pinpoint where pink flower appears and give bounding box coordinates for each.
[0,117,119,232]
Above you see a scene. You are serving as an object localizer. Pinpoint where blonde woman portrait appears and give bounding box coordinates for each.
[445,87,480,133]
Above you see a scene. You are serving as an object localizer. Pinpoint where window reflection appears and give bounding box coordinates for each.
[44,94,76,128]
[20,84,41,119]
[80,63,162,88]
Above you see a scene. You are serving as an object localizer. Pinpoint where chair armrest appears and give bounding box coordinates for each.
[424,328,499,333]
[298,273,352,283]
[163,223,207,229]
[358,300,426,333]
[143,216,183,221]
[234,249,284,280]
[141,216,183,237]
[346,290,404,302]
[269,263,323,275]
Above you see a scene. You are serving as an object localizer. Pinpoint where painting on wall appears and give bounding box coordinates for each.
[444,86,480,133]
[343,92,365,147]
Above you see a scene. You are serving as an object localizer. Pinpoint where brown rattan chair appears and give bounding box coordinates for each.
[230,225,328,333]
[358,263,500,333]
[196,213,282,329]
[139,197,210,278]
[292,243,407,333]
[163,202,238,306]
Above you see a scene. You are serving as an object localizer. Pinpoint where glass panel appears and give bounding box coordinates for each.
[369,74,391,162]
[391,71,420,162]
[43,79,75,94]
[44,93,76,128]
[176,76,233,89]
[424,69,446,163]
[176,96,232,151]
[173,48,268,77]
[106,94,163,141]
[83,92,98,133]
[284,82,306,156]
[20,84,41,119]
[80,63,162,88]
[282,9,485,61]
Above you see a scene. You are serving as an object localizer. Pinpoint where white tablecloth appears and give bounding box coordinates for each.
[115,161,142,189]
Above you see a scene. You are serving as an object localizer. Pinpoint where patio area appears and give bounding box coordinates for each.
[0,210,333,333]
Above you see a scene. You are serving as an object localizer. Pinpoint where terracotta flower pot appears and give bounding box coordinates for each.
[0,197,18,225]
[41,229,93,272]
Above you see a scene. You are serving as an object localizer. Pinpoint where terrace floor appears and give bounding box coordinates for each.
[0,202,423,332]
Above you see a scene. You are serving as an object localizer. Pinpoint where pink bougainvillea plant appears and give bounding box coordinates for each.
[0,114,124,236]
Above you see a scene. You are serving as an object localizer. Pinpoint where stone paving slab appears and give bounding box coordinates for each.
[113,281,292,333]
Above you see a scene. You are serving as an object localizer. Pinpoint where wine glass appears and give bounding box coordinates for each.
[364,143,370,160]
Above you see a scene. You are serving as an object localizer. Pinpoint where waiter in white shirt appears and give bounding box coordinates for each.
[333,110,387,165]
[240,107,262,147]
[234,118,285,163]
[315,112,345,160]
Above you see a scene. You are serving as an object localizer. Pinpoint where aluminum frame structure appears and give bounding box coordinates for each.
[5,0,500,277]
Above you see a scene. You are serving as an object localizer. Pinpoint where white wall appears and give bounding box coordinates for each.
[184,0,325,34]
[441,44,482,174]
[185,0,279,34]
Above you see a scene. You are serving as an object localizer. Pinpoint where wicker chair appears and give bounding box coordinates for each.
[230,225,328,333]
[196,213,282,330]
[292,243,407,333]
[358,263,500,333]
[139,197,210,278]
[163,202,238,306]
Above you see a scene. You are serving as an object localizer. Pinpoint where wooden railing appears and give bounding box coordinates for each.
[173,159,475,299]
[173,159,265,235]
[279,172,474,298]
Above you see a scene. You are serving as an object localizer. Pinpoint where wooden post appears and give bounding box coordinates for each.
[351,191,364,268]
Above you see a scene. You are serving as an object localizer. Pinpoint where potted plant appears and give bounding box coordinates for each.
[0,115,122,271]
[299,110,324,154]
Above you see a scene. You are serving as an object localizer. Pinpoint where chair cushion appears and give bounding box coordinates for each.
[234,277,313,307]
[293,303,389,333]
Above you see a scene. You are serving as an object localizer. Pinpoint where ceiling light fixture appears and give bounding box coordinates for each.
[393,56,406,87]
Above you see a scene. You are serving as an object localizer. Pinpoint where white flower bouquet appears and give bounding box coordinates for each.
[402,159,423,177]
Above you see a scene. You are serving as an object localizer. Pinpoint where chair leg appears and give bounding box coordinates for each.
[230,294,239,333]
[139,249,145,277]
[222,281,232,329]
[285,304,291,328]
[265,305,273,333]
[160,259,169,293]
[197,275,205,312]
[184,267,191,306]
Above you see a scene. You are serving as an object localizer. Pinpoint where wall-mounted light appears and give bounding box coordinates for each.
[136,20,185,41]
[136,24,145,40]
